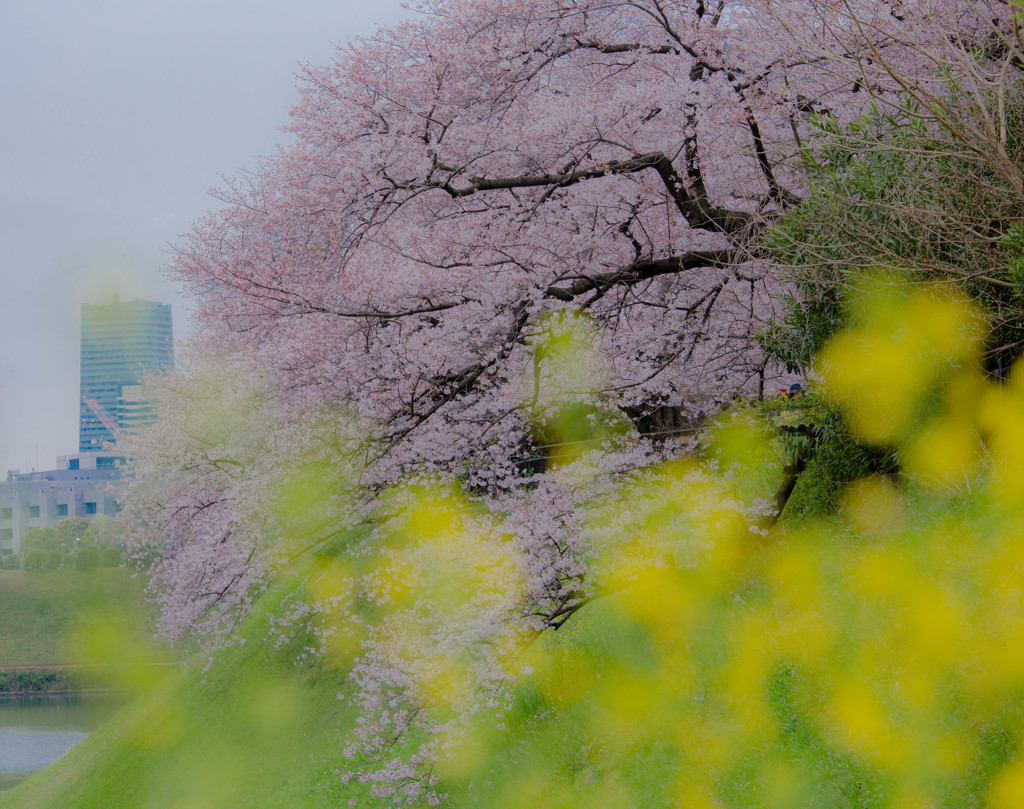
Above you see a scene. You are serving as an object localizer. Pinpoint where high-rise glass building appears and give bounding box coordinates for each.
[79,299,174,451]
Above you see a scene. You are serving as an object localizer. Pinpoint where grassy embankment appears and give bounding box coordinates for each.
[0,570,367,809]
[0,569,169,692]
[0,561,651,809]
[0,455,852,808]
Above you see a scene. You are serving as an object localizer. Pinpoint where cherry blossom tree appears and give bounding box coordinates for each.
[122,0,1024,801]
[172,0,837,485]
[139,0,854,656]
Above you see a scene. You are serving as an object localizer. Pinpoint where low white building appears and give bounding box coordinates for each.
[0,452,125,555]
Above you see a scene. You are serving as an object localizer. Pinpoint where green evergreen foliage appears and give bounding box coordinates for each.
[782,433,888,521]
[20,527,59,554]
[20,519,124,571]
[55,518,90,546]
[763,99,1024,374]
[0,670,73,695]
[758,91,1024,513]
[23,551,46,572]
[74,548,100,571]
[1004,223,1024,293]
[743,393,894,520]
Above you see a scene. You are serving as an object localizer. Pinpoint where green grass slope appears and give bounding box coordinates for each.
[0,570,154,667]
[0,569,692,809]
[0,575,366,809]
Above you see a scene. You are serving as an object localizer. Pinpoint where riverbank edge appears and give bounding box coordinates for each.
[0,669,166,697]
[0,688,125,699]
[0,669,84,696]
[0,664,184,697]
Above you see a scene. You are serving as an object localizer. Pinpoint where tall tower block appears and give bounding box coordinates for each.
[79,299,174,452]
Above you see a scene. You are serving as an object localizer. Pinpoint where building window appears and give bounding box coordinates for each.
[85,502,97,515]
[68,459,80,470]
[56,504,68,517]
[97,457,117,469]
[0,508,10,520]
[28,506,40,519]
[0,529,11,543]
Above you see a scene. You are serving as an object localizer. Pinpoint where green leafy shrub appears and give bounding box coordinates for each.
[0,669,72,694]
[764,100,1024,376]
[75,548,100,571]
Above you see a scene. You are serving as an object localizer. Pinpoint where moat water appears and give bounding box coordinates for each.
[0,694,124,791]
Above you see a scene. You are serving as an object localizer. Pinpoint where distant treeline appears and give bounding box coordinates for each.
[3,516,126,571]
[0,668,76,695]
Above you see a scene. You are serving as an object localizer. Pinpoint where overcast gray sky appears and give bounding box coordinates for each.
[0,0,410,474]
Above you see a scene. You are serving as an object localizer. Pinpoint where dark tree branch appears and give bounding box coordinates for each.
[427,151,753,234]
[545,249,737,301]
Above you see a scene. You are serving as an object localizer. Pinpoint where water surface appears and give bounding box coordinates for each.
[0,694,124,791]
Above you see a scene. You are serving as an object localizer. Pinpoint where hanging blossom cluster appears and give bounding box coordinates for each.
[119,350,366,643]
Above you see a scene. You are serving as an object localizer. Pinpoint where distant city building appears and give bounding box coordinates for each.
[0,297,175,556]
[79,298,173,451]
[0,452,125,555]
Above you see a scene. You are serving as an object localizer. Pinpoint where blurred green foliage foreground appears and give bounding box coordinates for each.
[10,275,1024,808]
